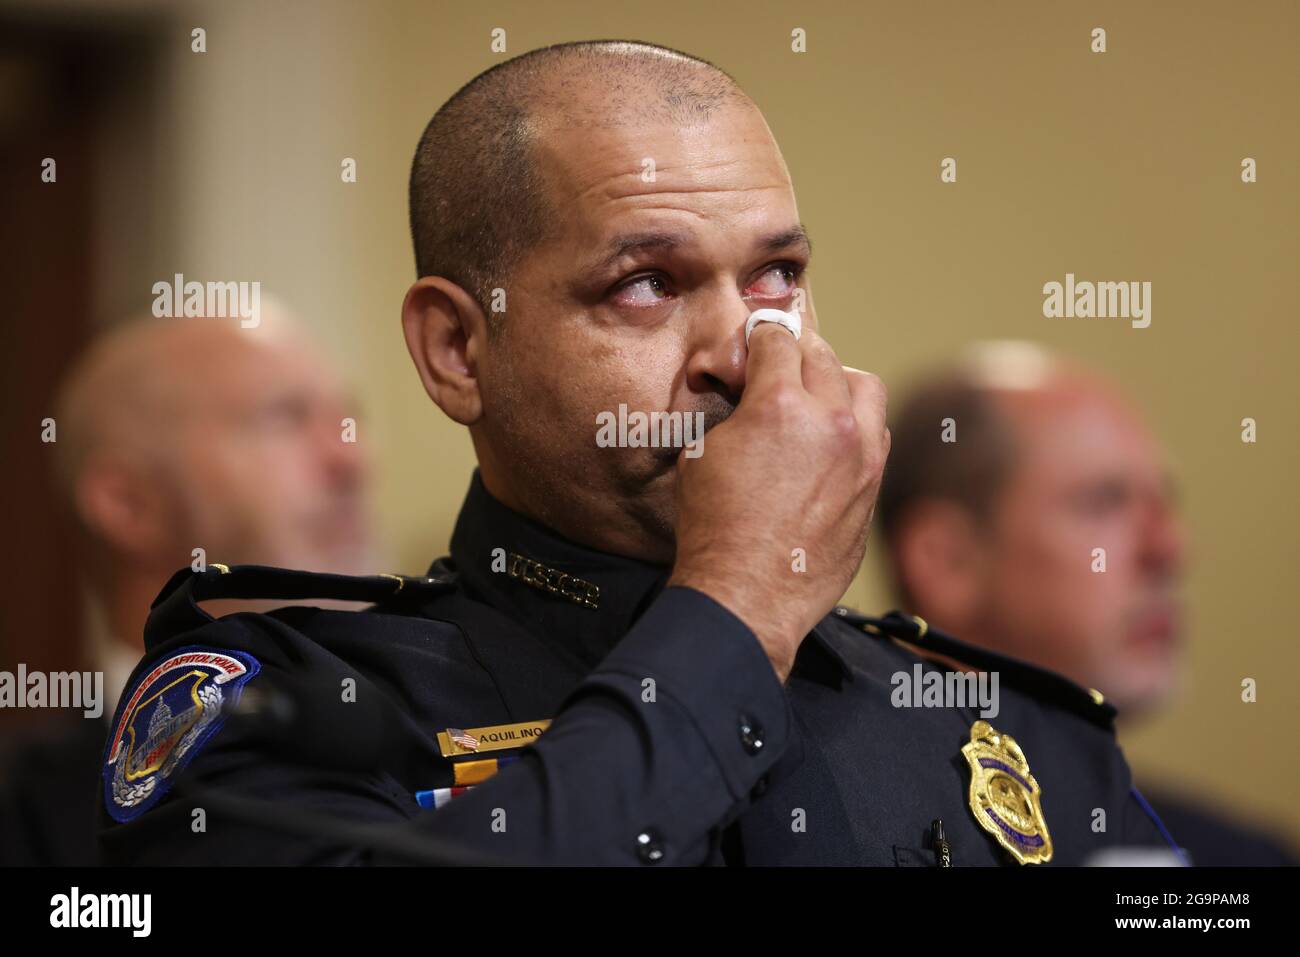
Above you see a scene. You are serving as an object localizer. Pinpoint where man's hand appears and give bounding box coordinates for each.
[668,323,889,682]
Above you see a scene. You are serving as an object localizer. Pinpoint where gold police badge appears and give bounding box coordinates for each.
[961,720,1053,864]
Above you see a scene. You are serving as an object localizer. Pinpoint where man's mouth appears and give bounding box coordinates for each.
[1127,603,1182,653]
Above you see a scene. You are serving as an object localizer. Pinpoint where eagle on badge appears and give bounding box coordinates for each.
[961,719,1054,864]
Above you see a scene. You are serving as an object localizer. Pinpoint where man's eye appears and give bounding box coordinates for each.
[748,263,802,299]
[611,274,673,307]
[1072,482,1132,516]
[253,397,312,432]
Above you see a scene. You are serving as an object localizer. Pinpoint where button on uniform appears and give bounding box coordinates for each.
[635,829,665,863]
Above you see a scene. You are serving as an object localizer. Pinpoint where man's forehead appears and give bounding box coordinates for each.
[1000,385,1167,477]
[189,334,338,403]
[533,106,794,223]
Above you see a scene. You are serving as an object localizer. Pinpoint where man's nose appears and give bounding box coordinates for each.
[1139,491,1187,577]
[681,295,754,403]
[315,409,370,490]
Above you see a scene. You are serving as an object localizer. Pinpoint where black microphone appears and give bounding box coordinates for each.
[223,672,415,775]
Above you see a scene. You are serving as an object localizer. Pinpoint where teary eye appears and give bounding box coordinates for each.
[611,273,673,308]
[747,262,803,299]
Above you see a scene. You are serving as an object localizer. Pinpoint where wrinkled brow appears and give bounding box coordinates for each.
[587,224,813,273]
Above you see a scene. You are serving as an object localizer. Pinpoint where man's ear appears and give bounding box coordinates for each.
[74,459,173,563]
[892,499,989,629]
[401,277,487,425]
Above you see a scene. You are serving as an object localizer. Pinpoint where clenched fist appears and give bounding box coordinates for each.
[669,323,889,682]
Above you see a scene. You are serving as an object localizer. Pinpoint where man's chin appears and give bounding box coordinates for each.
[617,466,679,563]
[634,493,679,564]
[1103,641,1182,717]
[1109,667,1181,719]
[289,541,381,577]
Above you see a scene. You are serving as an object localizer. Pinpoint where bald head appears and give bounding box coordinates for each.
[408,40,748,314]
[879,343,1187,715]
[55,314,303,497]
[403,38,805,564]
[879,343,1110,551]
[55,314,375,606]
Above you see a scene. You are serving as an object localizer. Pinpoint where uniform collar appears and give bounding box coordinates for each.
[442,471,850,683]
[445,472,671,671]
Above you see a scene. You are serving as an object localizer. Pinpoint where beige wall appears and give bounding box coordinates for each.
[133,0,1300,841]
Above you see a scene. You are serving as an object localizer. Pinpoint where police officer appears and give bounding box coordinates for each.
[99,39,1177,866]
[876,342,1296,865]
[1,306,376,866]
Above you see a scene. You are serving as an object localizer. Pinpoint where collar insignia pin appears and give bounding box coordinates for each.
[505,551,600,610]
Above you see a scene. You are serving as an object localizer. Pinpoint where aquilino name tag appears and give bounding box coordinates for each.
[436,719,552,757]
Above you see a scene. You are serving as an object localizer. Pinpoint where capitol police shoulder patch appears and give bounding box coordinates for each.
[103,647,260,823]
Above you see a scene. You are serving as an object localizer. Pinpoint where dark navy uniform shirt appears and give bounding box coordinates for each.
[98,473,1177,866]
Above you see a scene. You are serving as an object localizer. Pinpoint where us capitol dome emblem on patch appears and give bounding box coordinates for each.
[102,647,260,822]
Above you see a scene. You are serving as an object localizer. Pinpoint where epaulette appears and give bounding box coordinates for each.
[144,563,459,650]
[830,606,1118,731]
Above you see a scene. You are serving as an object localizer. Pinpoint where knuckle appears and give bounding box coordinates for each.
[825,408,859,444]
[767,385,804,418]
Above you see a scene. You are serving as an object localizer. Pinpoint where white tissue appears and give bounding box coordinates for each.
[744,308,802,345]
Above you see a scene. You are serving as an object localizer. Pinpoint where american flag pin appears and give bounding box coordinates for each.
[448,728,480,752]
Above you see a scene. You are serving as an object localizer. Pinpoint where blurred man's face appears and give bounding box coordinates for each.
[161,332,374,575]
[473,99,814,563]
[977,385,1187,714]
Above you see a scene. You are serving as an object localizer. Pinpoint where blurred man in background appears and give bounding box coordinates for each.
[0,309,377,864]
[877,340,1294,865]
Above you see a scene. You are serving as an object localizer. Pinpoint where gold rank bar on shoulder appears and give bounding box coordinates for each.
[437,719,553,758]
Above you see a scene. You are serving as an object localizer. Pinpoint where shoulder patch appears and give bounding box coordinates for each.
[103,646,260,823]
